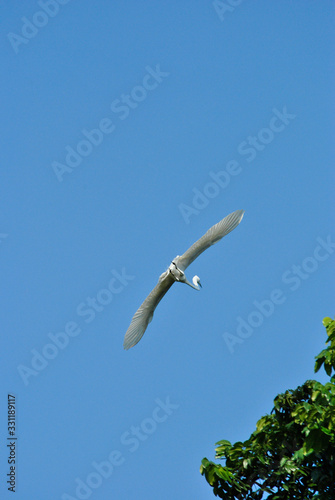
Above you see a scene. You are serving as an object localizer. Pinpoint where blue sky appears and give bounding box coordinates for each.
[1,1,334,499]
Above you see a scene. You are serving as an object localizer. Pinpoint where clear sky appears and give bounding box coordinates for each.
[1,2,334,499]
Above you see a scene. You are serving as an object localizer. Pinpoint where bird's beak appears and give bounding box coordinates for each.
[199,281,202,288]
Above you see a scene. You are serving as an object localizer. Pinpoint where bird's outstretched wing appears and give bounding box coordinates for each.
[176,209,244,272]
[123,272,175,350]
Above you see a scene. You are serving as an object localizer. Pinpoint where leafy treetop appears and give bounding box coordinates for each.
[200,317,335,499]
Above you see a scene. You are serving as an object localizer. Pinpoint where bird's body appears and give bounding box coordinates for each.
[123,209,244,350]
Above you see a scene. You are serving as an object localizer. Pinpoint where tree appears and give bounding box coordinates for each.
[200,317,335,499]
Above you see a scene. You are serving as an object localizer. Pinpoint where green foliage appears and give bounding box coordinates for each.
[314,317,335,381]
[200,317,335,499]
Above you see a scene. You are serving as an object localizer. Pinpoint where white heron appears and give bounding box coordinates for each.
[123,209,244,350]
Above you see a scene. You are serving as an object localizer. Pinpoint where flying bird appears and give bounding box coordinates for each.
[123,209,244,350]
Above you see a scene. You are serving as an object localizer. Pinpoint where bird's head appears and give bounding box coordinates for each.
[192,275,202,289]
